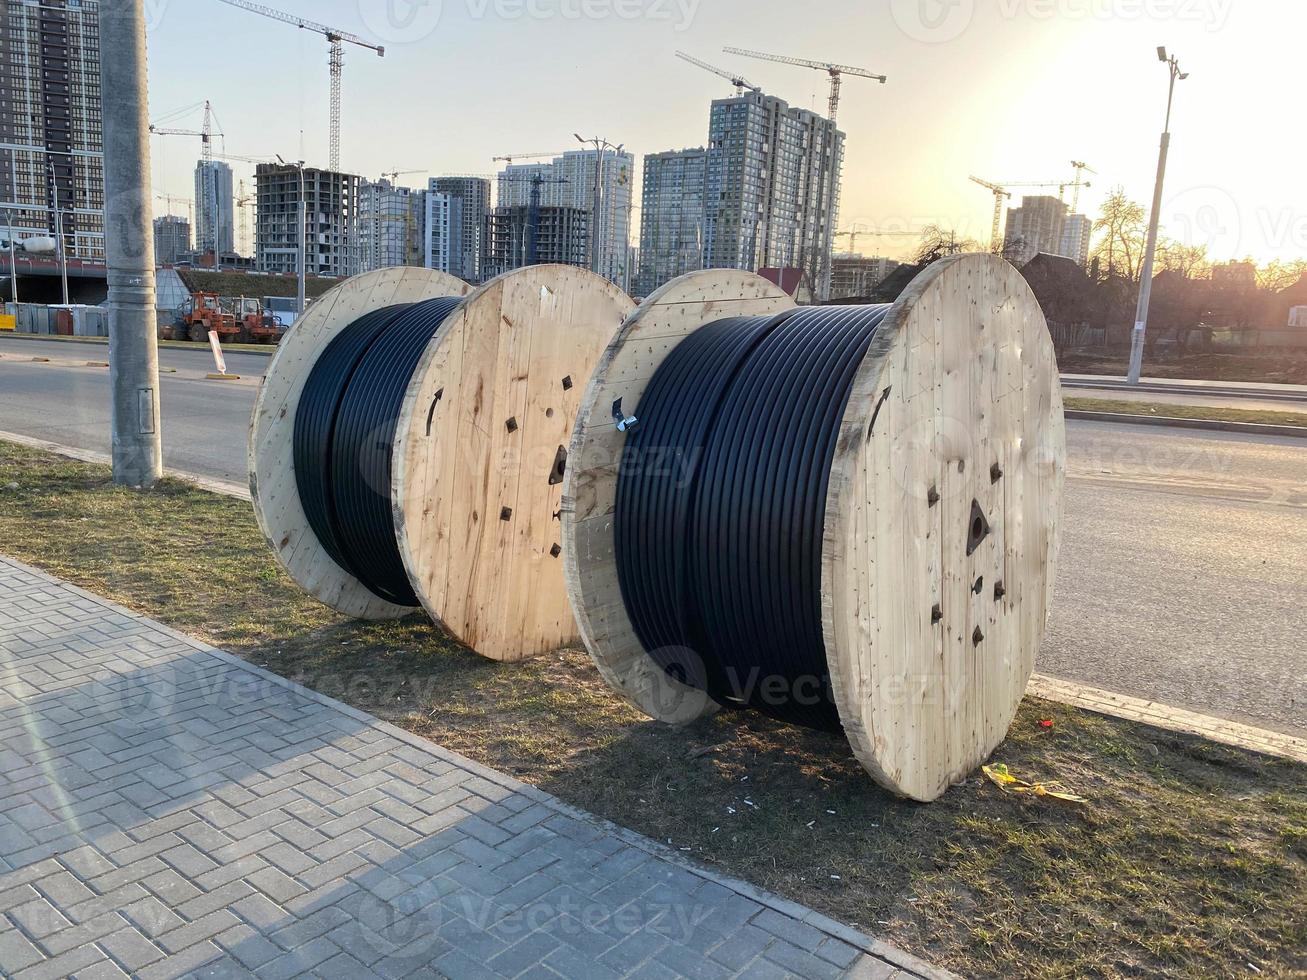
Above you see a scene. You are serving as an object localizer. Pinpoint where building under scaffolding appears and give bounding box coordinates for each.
[486,205,587,278]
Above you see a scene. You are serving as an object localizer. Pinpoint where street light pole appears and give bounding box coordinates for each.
[100,0,162,487]
[47,159,70,305]
[575,134,621,279]
[1127,47,1188,385]
[4,209,17,306]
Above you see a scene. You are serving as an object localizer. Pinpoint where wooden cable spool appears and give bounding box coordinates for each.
[561,255,1066,801]
[250,264,634,661]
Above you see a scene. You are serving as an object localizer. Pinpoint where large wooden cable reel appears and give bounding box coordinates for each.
[561,255,1066,801]
[250,265,635,662]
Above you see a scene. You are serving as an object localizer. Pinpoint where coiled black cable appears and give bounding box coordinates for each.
[293,296,464,605]
[614,305,891,731]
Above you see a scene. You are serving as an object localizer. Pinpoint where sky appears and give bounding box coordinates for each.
[144,0,1306,264]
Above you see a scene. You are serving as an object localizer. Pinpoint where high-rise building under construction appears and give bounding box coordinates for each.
[0,0,103,259]
[639,90,844,298]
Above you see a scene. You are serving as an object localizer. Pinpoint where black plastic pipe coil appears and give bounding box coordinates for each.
[293,296,464,605]
[614,305,891,731]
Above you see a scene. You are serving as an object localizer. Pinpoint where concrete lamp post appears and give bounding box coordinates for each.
[1127,46,1189,385]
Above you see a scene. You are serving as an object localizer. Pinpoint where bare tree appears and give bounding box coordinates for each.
[1256,259,1307,292]
[1088,187,1146,281]
[1157,240,1210,279]
[913,225,978,265]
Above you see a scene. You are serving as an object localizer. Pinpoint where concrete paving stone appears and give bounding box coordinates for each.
[185,955,258,979]
[597,926,670,975]
[265,904,352,950]
[654,942,739,980]
[32,868,96,908]
[243,866,305,905]
[0,881,40,910]
[765,937,844,979]
[69,958,132,980]
[280,878,361,917]
[132,939,223,980]
[157,908,242,955]
[214,923,283,971]
[228,893,288,934]
[0,925,46,972]
[705,923,774,970]
[845,954,902,979]
[815,936,864,969]
[434,947,505,980]
[315,950,383,980]
[541,941,623,980]
[97,925,167,972]
[8,896,72,939]
[39,909,126,956]
[751,907,828,952]
[14,945,110,980]
[251,934,341,980]
[485,928,564,977]
[175,880,257,922]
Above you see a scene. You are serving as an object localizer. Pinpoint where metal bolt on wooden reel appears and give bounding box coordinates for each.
[249,264,635,662]
[561,254,1065,801]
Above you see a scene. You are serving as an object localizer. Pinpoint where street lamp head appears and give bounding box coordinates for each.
[574,133,586,144]
[1157,45,1167,61]
[1179,71,1189,80]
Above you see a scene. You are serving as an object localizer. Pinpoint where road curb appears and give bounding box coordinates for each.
[1065,409,1307,439]
[0,430,251,501]
[0,331,276,355]
[1028,673,1306,763]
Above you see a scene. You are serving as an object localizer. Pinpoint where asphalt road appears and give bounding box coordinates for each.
[1,342,1304,738]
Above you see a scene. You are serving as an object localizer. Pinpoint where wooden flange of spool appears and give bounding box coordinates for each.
[249,267,472,621]
[392,265,634,662]
[562,255,1066,801]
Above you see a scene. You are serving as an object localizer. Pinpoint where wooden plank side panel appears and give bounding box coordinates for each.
[394,267,632,661]
[826,254,1064,801]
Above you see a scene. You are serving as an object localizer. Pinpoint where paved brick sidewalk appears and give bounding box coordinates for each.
[0,558,947,980]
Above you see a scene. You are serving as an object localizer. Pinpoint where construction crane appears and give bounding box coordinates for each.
[492,151,565,166]
[149,100,222,163]
[721,46,885,122]
[1069,160,1096,213]
[236,180,255,257]
[381,169,426,183]
[498,174,569,267]
[970,176,1012,253]
[213,0,384,171]
[675,51,759,94]
[835,226,919,255]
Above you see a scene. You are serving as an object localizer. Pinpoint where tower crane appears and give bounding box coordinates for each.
[721,46,885,122]
[212,0,384,171]
[381,169,426,183]
[236,179,255,257]
[722,46,887,301]
[492,151,565,166]
[1069,160,1096,213]
[834,226,919,255]
[150,100,222,163]
[970,176,1012,253]
[675,51,759,94]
